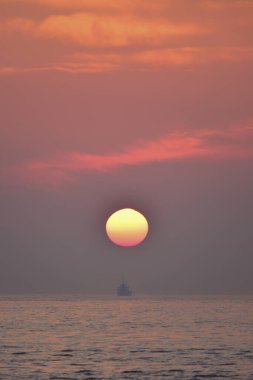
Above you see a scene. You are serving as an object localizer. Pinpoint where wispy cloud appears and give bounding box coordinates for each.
[36,13,200,47]
[1,46,253,75]
[7,124,253,187]
[1,0,252,73]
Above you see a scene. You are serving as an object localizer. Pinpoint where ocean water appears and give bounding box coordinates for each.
[0,295,253,380]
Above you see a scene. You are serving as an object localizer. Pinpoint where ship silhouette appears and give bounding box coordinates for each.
[117,281,132,296]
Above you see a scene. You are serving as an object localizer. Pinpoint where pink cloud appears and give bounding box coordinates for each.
[7,124,253,187]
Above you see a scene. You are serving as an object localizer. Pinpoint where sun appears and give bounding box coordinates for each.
[106,208,149,247]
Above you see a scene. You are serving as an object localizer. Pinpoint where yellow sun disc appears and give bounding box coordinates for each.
[106,208,149,247]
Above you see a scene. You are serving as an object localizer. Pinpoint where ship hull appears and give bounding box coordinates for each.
[117,282,132,296]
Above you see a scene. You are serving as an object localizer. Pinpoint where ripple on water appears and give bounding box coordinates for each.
[0,295,253,380]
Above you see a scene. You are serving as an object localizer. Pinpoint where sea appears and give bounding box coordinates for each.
[0,295,253,380]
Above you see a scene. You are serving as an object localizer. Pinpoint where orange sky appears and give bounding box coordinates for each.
[1,0,253,74]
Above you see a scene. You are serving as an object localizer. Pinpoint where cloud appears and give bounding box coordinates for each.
[7,124,253,187]
[36,13,201,48]
[133,47,253,66]
[1,46,252,75]
[0,0,252,73]
[0,62,118,74]
[0,17,35,33]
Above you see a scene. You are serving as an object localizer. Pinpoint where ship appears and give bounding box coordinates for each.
[117,281,132,296]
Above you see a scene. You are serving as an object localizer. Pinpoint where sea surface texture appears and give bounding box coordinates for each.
[0,295,253,380]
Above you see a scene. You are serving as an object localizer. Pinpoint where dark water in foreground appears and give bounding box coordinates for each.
[0,295,253,380]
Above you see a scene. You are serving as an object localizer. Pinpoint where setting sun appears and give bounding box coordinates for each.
[106,208,149,247]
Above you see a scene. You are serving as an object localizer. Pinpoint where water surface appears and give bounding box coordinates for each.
[0,295,253,379]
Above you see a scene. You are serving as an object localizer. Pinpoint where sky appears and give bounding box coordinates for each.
[0,0,253,294]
